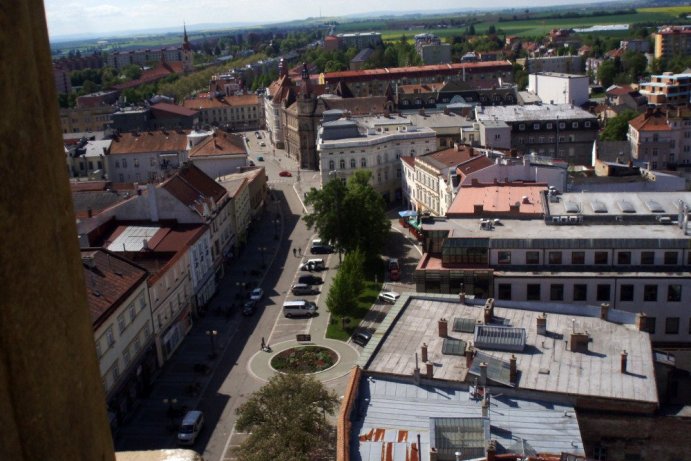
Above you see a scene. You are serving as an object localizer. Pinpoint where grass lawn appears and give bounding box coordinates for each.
[325,258,385,341]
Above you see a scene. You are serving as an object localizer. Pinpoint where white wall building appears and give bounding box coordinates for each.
[317,115,437,203]
[527,72,589,106]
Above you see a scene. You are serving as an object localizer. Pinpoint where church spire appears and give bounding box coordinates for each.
[182,23,191,51]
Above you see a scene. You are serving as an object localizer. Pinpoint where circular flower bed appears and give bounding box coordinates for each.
[271,346,338,373]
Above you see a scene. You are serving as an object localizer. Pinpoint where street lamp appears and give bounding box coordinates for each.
[205,329,218,359]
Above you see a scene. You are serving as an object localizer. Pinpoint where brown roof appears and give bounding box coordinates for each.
[182,94,259,110]
[321,96,389,115]
[418,145,479,171]
[150,102,198,118]
[397,83,444,94]
[110,130,189,155]
[160,163,227,215]
[321,60,512,82]
[456,155,494,177]
[606,85,636,96]
[189,132,246,158]
[81,248,148,329]
[447,183,546,216]
[114,61,185,90]
[629,110,672,132]
[401,156,415,167]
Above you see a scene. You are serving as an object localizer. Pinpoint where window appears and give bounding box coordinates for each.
[571,122,578,129]
[559,122,566,129]
[122,159,127,168]
[128,303,136,322]
[643,284,657,302]
[585,121,591,128]
[548,251,562,264]
[665,317,680,335]
[573,284,587,301]
[339,159,345,170]
[620,284,634,302]
[123,348,131,366]
[594,251,608,265]
[117,314,126,333]
[546,123,553,129]
[664,251,678,265]
[571,251,585,264]
[133,158,140,168]
[617,252,631,265]
[667,284,682,302]
[527,284,541,301]
[518,123,526,131]
[328,160,335,171]
[361,157,367,167]
[533,123,540,130]
[377,155,381,165]
[497,284,512,300]
[641,251,654,265]
[647,317,657,334]
[596,284,610,301]
[498,251,511,264]
[521,251,538,265]
[550,284,564,301]
[350,158,356,169]
[106,327,115,347]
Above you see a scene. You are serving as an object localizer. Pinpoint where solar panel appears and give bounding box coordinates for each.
[564,200,580,213]
[442,338,467,356]
[590,200,607,213]
[616,199,636,213]
[645,199,664,213]
[474,325,526,352]
[468,351,514,386]
[454,317,478,333]
[430,417,489,461]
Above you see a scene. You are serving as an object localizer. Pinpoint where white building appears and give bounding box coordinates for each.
[527,72,590,106]
[107,130,190,183]
[317,115,437,202]
[66,139,112,179]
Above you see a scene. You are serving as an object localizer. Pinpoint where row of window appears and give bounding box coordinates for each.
[102,324,152,393]
[497,282,683,303]
[97,293,148,357]
[517,120,593,131]
[496,250,686,266]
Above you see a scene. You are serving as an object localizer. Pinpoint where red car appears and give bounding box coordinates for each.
[279,171,292,177]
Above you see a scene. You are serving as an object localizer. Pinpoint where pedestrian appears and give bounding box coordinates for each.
[298,247,302,256]
[292,248,296,257]
[261,337,266,350]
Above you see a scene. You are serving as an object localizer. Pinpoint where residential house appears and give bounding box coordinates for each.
[183,93,263,131]
[639,72,691,106]
[66,138,112,179]
[527,72,589,106]
[188,131,248,179]
[111,103,199,133]
[81,248,155,427]
[629,106,691,169]
[59,105,115,134]
[654,25,691,61]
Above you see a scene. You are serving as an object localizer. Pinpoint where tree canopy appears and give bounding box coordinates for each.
[303,170,390,259]
[326,249,365,319]
[235,373,338,461]
[599,109,638,141]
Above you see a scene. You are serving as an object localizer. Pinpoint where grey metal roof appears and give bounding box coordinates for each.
[353,375,586,461]
[474,325,526,352]
[430,417,489,460]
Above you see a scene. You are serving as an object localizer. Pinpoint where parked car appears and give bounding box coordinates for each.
[300,258,325,271]
[249,288,264,301]
[242,300,256,316]
[378,291,400,304]
[292,283,317,295]
[310,239,334,254]
[298,274,323,285]
[260,141,266,147]
[177,410,204,445]
[352,331,372,347]
[257,156,264,161]
[279,170,292,177]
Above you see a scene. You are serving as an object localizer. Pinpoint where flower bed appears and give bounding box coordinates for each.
[271,346,338,373]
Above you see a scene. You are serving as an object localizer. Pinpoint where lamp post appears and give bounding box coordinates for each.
[205,329,218,358]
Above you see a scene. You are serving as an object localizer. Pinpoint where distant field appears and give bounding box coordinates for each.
[638,6,691,15]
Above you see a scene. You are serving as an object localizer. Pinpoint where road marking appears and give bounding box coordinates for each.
[219,423,237,461]
[392,224,423,256]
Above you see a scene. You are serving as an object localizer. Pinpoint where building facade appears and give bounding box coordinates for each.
[628,107,691,169]
[639,72,691,106]
[183,94,263,130]
[654,26,691,61]
[527,72,589,106]
[59,105,115,134]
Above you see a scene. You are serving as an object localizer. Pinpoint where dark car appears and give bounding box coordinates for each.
[352,331,371,347]
[242,300,256,316]
[298,275,323,285]
[310,244,333,254]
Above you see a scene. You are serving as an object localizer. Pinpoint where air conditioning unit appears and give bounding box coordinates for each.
[569,216,579,223]
[552,217,560,224]
[560,216,568,223]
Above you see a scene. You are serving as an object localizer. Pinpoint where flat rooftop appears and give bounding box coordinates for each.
[362,294,657,406]
[353,375,584,461]
[476,104,596,122]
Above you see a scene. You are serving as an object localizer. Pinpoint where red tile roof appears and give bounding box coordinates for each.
[456,155,494,177]
[160,162,227,215]
[401,156,415,167]
[321,61,512,82]
[189,132,246,158]
[629,110,672,132]
[606,85,636,96]
[182,94,260,110]
[110,130,189,155]
[150,102,198,118]
[114,61,185,90]
[447,183,546,217]
[81,249,148,329]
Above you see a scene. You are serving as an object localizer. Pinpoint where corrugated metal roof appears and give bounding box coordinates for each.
[430,417,489,460]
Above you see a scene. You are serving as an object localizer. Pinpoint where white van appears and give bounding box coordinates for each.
[177,410,204,445]
[300,258,325,271]
[283,300,317,318]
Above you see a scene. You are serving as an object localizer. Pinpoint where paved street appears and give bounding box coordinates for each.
[114,130,423,460]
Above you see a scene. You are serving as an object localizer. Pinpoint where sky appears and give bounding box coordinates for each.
[44,0,610,39]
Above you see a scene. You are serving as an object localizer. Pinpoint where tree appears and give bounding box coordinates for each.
[235,373,338,461]
[326,267,357,318]
[597,60,618,88]
[621,51,647,82]
[599,109,638,141]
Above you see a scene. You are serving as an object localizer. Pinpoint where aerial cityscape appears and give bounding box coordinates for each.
[4,0,691,460]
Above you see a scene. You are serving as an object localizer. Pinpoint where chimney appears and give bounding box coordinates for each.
[459,292,466,304]
[621,350,628,374]
[486,440,497,461]
[484,306,492,324]
[600,302,610,321]
[413,353,421,384]
[482,395,489,417]
[509,354,517,383]
[421,343,428,363]
[479,362,488,386]
[465,345,475,367]
[509,202,520,214]
[569,332,589,353]
[87,208,93,218]
[426,361,434,378]
[636,312,648,332]
[536,314,547,335]
[438,318,448,338]
[473,204,484,214]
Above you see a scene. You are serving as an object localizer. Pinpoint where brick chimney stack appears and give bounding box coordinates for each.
[421,343,428,363]
[636,312,648,332]
[426,361,434,378]
[438,318,448,337]
[509,354,517,384]
[600,302,610,321]
[536,314,547,335]
[479,362,488,386]
[621,350,628,374]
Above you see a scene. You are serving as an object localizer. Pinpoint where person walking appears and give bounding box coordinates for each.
[292,248,296,257]
[260,337,266,351]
